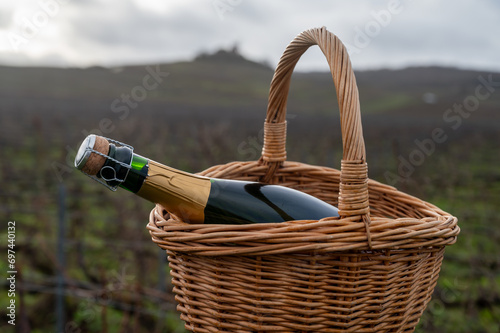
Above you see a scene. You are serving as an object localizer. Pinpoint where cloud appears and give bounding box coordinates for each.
[0,8,13,29]
[60,0,226,66]
[0,0,499,72]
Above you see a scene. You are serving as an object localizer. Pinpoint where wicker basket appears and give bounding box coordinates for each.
[147,27,460,332]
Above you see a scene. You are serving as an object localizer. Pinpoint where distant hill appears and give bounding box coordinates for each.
[1,49,499,122]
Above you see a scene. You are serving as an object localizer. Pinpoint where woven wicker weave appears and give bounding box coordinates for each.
[147,27,459,332]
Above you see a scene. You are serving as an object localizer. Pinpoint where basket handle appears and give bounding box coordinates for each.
[260,27,370,233]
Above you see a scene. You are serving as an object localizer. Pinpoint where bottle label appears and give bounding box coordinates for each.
[137,160,211,223]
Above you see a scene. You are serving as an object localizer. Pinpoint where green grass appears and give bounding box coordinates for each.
[2,123,498,332]
[363,93,416,113]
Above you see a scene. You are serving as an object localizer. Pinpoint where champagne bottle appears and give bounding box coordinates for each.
[74,134,339,224]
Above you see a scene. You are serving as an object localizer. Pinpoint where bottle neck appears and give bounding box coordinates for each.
[96,145,211,222]
[135,160,211,223]
[121,153,149,193]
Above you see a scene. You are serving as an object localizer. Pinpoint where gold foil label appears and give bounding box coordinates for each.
[137,160,211,223]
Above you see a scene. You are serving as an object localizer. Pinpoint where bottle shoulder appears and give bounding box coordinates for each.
[205,179,338,224]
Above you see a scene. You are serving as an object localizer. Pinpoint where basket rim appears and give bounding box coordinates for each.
[147,161,459,256]
[148,211,458,256]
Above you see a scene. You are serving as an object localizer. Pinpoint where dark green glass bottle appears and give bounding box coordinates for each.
[75,135,339,224]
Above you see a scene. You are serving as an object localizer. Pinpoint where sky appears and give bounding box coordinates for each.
[0,0,499,72]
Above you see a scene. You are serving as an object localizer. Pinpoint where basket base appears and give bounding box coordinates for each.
[167,247,444,332]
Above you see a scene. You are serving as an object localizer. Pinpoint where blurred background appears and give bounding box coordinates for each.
[1,1,499,332]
